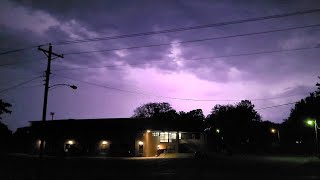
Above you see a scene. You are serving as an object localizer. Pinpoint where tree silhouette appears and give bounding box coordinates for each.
[0,99,11,119]
[132,102,175,118]
[284,78,320,127]
[281,79,320,149]
[206,100,261,149]
[179,109,205,122]
[0,99,12,153]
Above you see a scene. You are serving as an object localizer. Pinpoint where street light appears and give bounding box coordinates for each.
[307,120,314,126]
[270,128,281,143]
[39,83,77,158]
[49,84,77,90]
[306,119,319,156]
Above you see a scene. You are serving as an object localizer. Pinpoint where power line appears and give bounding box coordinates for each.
[0,76,42,94]
[0,43,48,56]
[0,57,46,67]
[256,102,297,110]
[53,46,320,72]
[0,47,36,56]
[19,84,44,89]
[53,8,320,46]
[63,24,320,56]
[53,73,303,102]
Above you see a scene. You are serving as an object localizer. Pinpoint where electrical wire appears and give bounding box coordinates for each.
[53,73,304,102]
[256,102,297,110]
[0,57,46,67]
[52,8,320,45]
[0,76,43,94]
[63,24,320,56]
[53,46,320,71]
[0,43,49,56]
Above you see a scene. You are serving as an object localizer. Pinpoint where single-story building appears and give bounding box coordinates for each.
[14,118,207,157]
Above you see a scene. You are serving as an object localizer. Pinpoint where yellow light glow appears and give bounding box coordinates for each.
[138,141,144,145]
[157,145,160,149]
[102,141,108,145]
[307,120,314,126]
[67,140,74,145]
[271,128,276,133]
[147,130,151,133]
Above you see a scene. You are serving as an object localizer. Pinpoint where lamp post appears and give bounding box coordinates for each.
[50,112,55,120]
[306,119,319,156]
[39,83,77,158]
[270,128,280,143]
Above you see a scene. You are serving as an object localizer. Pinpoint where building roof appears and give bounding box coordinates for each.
[29,117,204,132]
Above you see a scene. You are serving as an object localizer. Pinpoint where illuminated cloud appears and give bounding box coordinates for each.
[1,0,320,130]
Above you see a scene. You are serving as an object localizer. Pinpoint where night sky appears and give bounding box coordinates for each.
[1,0,320,131]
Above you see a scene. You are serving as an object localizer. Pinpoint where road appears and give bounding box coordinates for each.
[0,153,319,179]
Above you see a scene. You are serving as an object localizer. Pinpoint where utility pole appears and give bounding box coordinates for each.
[38,43,63,158]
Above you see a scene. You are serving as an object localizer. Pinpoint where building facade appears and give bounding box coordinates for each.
[14,118,206,157]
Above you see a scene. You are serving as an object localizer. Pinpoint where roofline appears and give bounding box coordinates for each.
[29,117,151,123]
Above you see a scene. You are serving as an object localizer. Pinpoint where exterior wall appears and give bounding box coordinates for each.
[179,132,207,153]
[144,131,158,157]
[21,119,205,157]
[97,140,111,154]
[135,131,165,157]
[135,131,203,157]
[29,131,206,157]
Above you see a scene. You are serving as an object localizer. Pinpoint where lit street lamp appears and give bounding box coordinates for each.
[306,119,319,156]
[270,128,281,143]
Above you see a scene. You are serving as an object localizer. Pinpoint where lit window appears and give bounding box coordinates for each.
[152,132,159,136]
[171,133,176,139]
[159,132,181,142]
[160,132,169,142]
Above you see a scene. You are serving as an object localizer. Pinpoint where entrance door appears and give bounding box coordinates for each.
[138,144,143,154]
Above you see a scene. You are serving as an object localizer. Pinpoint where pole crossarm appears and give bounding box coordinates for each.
[38,45,64,58]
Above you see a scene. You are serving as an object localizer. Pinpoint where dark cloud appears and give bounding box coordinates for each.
[1,0,320,130]
[279,85,316,97]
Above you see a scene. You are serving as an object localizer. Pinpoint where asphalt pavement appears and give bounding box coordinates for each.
[1,153,319,180]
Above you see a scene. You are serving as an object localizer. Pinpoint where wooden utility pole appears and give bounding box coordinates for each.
[38,43,63,158]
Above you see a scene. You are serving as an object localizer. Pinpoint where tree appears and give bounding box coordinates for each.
[0,99,11,119]
[284,78,320,127]
[0,99,12,153]
[282,79,320,151]
[132,102,175,118]
[206,100,261,148]
[179,109,205,121]
[235,100,261,123]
